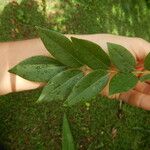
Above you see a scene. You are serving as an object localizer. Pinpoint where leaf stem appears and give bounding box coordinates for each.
[132,70,150,74]
[80,65,150,75]
[108,70,150,74]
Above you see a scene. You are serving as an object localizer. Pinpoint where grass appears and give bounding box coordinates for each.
[0,0,150,149]
[0,89,150,149]
[0,0,49,41]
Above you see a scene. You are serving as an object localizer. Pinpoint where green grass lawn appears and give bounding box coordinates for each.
[0,0,150,149]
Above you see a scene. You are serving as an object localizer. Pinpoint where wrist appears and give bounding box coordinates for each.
[0,42,11,95]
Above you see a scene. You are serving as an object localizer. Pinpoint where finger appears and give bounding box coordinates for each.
[134,81,150,95]
[139,39,150,59]
[146,81,150,84]
[131,38,150,61]
[119,90,150,110]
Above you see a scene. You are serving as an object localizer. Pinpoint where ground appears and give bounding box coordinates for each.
[0,0,150,149]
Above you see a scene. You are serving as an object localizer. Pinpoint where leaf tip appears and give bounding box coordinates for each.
[63,99,72,107]
[109,86,119,96]
[8,69,12,73]
[71,36,80,43]
[35,26,42,30]
[35,100,40,104]
[107,42,116,51]
[107,42,113,46]
[109,89,121,97]
[109,91,115,96]
[70,36,76,41]
[36,95,44,103]
[63,113,67,119]
[63,102,69,107]
[8,67,16,74]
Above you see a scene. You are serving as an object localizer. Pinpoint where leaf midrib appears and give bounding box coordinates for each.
[77,43,108,69]
[17,64,66,69]
[112,49,135,71]
[42,72,82,98]
[68,74,108,103]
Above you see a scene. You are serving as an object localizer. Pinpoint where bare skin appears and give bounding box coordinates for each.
[0,34,150,110]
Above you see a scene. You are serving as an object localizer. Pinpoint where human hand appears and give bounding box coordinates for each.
[86,34,150,110]
[69,34,150,110]
[116,38,150,111]
[0,39,48,96]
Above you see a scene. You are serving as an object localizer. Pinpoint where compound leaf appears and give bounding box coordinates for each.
[9,55,66,82]
[144,52,150,70]
[36,26,82,68]
[71,37,110,70]
[108,43,136,72]
[37,69,83,102]
[109,72,138,95]
[64,70,109,106]
[62,114,75,150]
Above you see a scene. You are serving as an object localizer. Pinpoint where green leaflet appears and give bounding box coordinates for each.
[140,74,150,82]
[37,69,83,102]
[108,43,136,72]
[9,56,66,82]
[71,37,110,70]
[62,114,75,150]
[64,70,109,106]
[36,26,82,68]
[109,73,138,95]
[144,52,150,70]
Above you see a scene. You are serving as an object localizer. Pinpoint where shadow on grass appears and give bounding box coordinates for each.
[0,0,49,42]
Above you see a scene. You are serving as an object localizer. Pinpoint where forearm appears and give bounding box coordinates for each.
[0,38,49,95]
[7,34,137,68]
